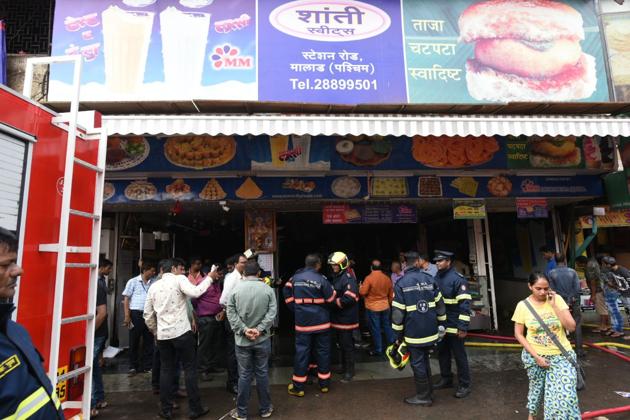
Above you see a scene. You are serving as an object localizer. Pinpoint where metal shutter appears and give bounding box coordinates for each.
[0,133,26,231]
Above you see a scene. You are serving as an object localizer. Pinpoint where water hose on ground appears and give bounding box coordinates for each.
[581,405,630,419]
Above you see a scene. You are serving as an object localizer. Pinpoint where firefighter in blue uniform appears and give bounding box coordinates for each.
[392,251,446,406]
[433,249,472,398]
[328,252,359,383]
[0,227,64,419]
[283,253,336,396]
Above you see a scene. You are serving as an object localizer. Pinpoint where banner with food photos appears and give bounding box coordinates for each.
[50,0,623,104]
[102,174,602,204]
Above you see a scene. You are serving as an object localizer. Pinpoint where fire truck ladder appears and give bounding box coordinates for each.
[23,55,106,419]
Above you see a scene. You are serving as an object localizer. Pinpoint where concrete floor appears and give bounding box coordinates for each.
[95,328,630,420]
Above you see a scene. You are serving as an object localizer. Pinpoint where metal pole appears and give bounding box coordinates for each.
[484,216,499,331]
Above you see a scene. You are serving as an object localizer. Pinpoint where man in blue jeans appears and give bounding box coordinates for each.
[227,261,277,420]
[92,259,112,417]
[360,259,395,356]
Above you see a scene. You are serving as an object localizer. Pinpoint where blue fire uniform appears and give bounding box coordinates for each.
[283,267,336,391]
[0,303,64,420]
[330,270,359,377]
[392,267,446,402]
[435,266,472,389]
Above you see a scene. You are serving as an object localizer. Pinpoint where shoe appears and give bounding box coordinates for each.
[158,411,172,419]
[143,369,152,374]
[288,383,304,397]
[320,386,329,393]
[229,408,246,420]
[354,342,370,350]
[404,395,432,406]
[454,386,471,398]
[340,373,353,383]
[127,369,137,377]
[207,367,226,374]
[260,406,274,418]
[200,372,214,382]
[189,406,210,419]
[226,383,238,395]
[433,377,453,389]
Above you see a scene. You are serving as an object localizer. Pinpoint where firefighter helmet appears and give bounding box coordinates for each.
[327,251,349,270]
[386,342,410,370]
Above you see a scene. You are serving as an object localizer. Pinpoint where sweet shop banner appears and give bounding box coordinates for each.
[49,0,625,103]
[106,134,620,173]
[103,174,603,204]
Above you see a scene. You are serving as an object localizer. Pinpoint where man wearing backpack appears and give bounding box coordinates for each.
[601,256,629,339]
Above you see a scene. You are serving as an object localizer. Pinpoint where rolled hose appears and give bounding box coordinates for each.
[581,405,630,419]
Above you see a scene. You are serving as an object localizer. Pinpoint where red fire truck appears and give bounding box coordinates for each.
[1,56,105,419]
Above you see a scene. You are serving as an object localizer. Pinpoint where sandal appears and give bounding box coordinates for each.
[604,330,616,336]
[593,328,610,333]
[91,409,99,418]
[609,332,625,338]
[96,401,108,409]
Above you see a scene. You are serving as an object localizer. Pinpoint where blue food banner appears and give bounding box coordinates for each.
[258,0,407,104]
[0,20,6,85]
[49,0,256,101]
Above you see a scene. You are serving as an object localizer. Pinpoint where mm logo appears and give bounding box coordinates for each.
[210,44,253,70]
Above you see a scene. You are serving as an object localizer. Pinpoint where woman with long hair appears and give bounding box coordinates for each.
[512,272,579,420]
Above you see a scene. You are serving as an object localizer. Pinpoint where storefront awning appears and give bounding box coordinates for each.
[103,114,630,137]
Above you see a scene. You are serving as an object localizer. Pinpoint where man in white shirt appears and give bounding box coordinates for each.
[144,259,212,420]
[219,253,247,394]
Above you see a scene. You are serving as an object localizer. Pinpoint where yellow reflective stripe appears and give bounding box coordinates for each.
[445,327,458,334]
[456,294,472,301]
[392,323,404,331]
[434,292,443,302]
[404,333,439,344]
[437,315,447,321]
[405,305,417,311]
[428,302,436,308]
[51,392,61,409]
[459,315,471,322]
[443,298,457,304]
[392,301,405,310]
[3,386,52,420]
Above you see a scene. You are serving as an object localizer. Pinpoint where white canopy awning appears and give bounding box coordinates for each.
[103,113,630,137]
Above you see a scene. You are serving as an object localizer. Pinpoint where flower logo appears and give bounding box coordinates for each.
[211,44,239,69]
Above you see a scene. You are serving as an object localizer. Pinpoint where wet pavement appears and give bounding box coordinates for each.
[95,332,630,419]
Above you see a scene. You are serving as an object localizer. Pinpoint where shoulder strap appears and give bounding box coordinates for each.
[522,299,579,370]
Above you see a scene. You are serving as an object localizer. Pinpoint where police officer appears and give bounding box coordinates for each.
[283,253,336,396]
[392,251,446,406]
[433,249,472,398]
[0,227,64,419]
[328,251,359,383]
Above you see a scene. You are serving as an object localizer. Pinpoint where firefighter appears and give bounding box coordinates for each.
[283,253,336,396]
[433,249,472,398]
[328,251,360,383]
[392,251,446,406]
[0,227,64,419]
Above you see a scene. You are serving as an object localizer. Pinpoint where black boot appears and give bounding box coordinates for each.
[454,385,471,398]
[340,362,355,383]
[433,376,453,389]
[404,377,432,406]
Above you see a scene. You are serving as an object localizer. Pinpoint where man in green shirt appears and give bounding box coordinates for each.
[227,261,277,420]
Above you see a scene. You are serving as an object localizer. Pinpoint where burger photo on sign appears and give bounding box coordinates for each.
[458,0,596,102]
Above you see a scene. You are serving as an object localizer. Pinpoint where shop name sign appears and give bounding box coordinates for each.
[269,0,391,42]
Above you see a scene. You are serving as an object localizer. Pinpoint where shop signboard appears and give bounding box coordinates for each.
[102,174,603,204]
[453,199,486,220]
[250,134,331,171]
[322,204,417,224]
[516,198,549,219]
[578,207,630,229]
[49,0,618,104]
[49,0,257,101]
[245,209,276,252]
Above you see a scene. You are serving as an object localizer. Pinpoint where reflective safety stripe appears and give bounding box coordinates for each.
[317,372,331,380]
[285,297,295,304]
[434,292,443,302]
[428,302,436,308]
[405,305,417,312]
[2,386,54,420]
[51,392,61,409]
[331,323,359,330]
[456,294,472,301]
[294,298,325,304]
[443,298,457,304]
[336,298,343,309]
[437,315,447,321]
[445,327,459,334]
[292,375,307,383]
[295,323,331,332]
[326,291,337,303]
[404,333,439,344]
[459,314,471,322]
[344,290,358,301]
[308,364,318,369]
[392,301,405,310]
[392,323,404,331]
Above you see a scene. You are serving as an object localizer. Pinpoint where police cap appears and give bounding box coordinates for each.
[433,250,454,262]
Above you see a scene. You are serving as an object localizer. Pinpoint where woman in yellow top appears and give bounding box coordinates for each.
[512,272,579,420]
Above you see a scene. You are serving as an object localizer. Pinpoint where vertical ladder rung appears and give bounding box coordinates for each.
[74,157,103,173]
[70,209,100,220]
[65,263,97,269]
[61,314,94,325]
[57,365,91,382]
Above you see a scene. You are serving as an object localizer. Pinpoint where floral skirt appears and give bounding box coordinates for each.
[521,350,580,420]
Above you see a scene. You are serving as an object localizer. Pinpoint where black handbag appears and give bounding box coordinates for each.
[522,299,585,391]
